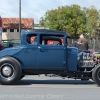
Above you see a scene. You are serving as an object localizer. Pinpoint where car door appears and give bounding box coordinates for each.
[37,45,66,70]
[22,45,38,69]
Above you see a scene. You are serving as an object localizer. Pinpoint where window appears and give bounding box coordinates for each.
[17,29,19,32]
[3,29,7,32]
[27,34,37,45]
[40,34,64,46]
[10,29,14,32]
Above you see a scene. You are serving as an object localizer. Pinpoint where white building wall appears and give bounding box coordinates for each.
[2,29,20,40]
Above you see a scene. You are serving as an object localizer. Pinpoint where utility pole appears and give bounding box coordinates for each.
[19,0,21,38]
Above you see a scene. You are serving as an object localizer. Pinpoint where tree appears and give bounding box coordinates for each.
[39,4,87,38]
[39,5,100,39]
[85,6,99,38]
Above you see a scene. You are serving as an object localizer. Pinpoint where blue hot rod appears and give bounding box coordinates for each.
[0,29,99,86]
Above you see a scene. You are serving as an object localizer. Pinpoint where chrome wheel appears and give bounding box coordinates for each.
[0,57,22,85]
[0,63,14,79]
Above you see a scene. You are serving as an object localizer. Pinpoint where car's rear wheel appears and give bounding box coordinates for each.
[0,57,22,85]
[92,64,100,86]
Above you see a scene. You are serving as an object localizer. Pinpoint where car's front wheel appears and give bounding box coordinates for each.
[92,64,100,86]
[0,57,22,85]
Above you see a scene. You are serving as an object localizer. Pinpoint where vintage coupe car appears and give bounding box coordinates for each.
[0,29,100,86]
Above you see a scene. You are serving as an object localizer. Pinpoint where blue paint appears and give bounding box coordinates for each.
[0,29,78,71]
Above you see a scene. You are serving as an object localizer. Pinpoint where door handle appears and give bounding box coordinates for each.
[38,46,41,49]
[38,46,44,52]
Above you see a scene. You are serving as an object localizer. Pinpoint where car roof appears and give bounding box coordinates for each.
[24,29,70,37]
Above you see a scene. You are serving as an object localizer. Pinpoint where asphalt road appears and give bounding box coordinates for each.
[0,75,100,100]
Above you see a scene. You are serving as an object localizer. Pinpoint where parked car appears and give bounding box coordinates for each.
[0,29,100,86]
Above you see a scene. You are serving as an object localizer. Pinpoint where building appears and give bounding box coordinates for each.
[2,18,34,40]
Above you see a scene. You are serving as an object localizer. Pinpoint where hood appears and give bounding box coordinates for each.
[0,45,22,58]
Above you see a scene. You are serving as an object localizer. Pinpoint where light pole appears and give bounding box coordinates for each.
[19,0,21,38]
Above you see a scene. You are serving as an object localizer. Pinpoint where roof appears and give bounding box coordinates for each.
[24,29,70,37]
[2,18,34,29]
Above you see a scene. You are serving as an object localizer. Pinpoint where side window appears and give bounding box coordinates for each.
[27,34,37,45]
[40,34,64,46]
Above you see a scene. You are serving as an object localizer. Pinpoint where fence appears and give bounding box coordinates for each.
[2,39,20,48]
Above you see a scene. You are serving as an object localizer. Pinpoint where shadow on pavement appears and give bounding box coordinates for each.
[14,79,94,86]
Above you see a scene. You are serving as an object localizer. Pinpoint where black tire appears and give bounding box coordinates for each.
[0,56,22,85]
[20,75,25,80]
[92,63,100,86]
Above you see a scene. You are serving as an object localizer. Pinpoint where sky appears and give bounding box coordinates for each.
[0,0,100,23]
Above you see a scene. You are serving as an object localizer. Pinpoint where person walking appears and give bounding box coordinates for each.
[72,34,88,52]
[78,34,88,50]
